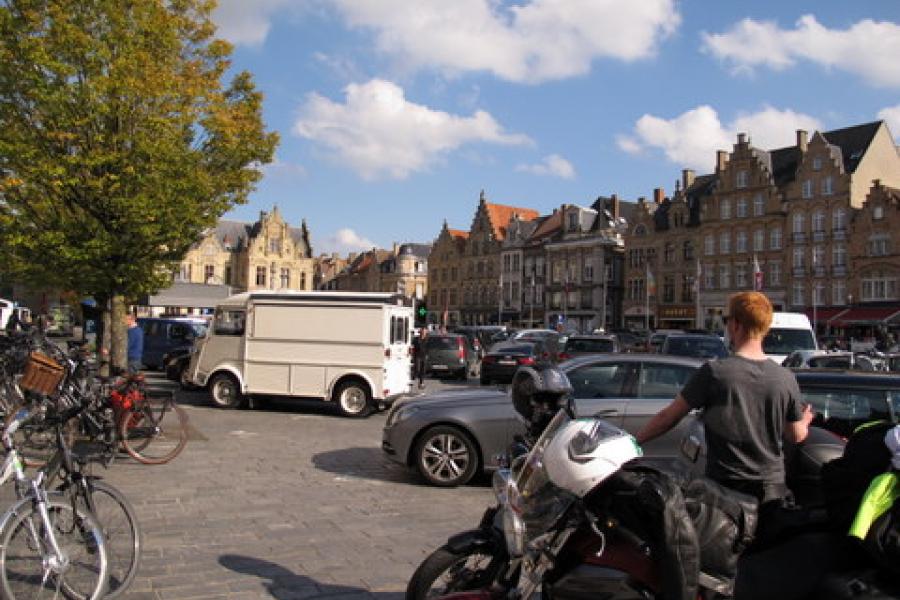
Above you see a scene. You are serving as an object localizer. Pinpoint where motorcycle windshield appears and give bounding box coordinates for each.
[514,410,576,541]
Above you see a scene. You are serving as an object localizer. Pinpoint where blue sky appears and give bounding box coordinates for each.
[212,1,900,255]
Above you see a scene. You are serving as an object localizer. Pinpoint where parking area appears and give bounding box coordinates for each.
[86,375,493,599]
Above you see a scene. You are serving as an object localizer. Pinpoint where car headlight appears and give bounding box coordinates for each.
[386,404,419,427]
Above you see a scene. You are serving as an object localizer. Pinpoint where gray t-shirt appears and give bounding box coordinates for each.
[680,355,803,485]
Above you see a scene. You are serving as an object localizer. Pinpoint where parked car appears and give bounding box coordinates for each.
[793,370,900,439]
[558,334,619,360]
[612,331,641,353]
[383,354,702,486]
[138,316,207,370]
[781,350,829,368]
[163,347,199,389]
[512,328,561,360]
[659,334,729,360]
[648,329,681,352]
[479,340,551,385]
[783,350,883,371]
[424,333,479,380]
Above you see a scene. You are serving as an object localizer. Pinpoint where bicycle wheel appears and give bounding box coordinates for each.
[82,480,141,598]
[118,398,188,464]
[0,497,109,600]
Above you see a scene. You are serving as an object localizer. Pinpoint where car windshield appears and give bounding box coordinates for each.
[763,328,817,355]
[808,355,852,369]
[490,344,533,356]
[426,337,459,350]
[565,339,615,353]
[665,338,727,359]
[190,323,208,338]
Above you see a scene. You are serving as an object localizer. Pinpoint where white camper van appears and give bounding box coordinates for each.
[185,291,414,417]
[726,311,817,364]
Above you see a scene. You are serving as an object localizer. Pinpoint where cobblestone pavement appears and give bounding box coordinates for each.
[90,374,493,600]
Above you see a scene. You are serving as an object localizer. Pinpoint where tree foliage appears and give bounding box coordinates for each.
[0,0,279,300]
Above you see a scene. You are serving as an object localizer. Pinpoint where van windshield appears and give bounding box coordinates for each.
[763,328,816,355]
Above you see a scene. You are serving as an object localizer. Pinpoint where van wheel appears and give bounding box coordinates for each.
[334,380,372,418]
[209,373,245,409]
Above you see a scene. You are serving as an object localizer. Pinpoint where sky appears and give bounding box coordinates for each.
[211,0,900,256]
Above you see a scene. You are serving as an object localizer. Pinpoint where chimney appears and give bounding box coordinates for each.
[638,196,647,206]
[610,193,620,220]
[797,129,808,153]
[348,252,358,262]
[682,169,695,191]
[392,242,399,256]
[737,133,747,145]
[716,151,728,172]
[653,187,665,204]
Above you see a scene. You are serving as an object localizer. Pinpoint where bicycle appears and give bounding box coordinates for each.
[0,406,110,600]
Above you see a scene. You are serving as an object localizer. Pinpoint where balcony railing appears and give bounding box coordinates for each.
[812,266,826,278]
[812,230,826,243]
[791,232,807,244]
[831,265,847,277]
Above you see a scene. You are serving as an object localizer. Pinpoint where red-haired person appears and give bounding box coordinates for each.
[636,292,813,529]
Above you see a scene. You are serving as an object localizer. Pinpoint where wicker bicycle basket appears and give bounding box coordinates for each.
[19,351,65,395]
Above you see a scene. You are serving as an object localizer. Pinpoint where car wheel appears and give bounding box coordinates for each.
[333,379,372,418]
[414,425,479,487]
[208,372,245,409]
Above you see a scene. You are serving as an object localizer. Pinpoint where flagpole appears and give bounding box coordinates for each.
[645,263,650,332]
[695,258,703,330]
[529,271,535,327]
[498,270,503,326]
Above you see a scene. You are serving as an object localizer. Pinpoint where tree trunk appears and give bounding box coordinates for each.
[99,296,111,377]
[111,294,127,373]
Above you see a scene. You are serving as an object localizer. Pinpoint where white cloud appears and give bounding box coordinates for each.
[515,154,576,179]
[618,105,822,171]
[261,157,307,179]
[317,228,378,256]
[212,0,296,47]
[702,15,900,88]
[331,0,680,83]
[878,105,900,141]
[293,79,532,180]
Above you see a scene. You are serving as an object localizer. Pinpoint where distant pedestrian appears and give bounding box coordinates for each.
[413,329,428,389]
[126,314,144,374]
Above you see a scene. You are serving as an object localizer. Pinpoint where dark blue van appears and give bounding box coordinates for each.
[137,317,208,370]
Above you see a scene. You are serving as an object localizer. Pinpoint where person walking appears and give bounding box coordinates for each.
[126,314,144,374]
[413,329,428,389]
[636,291,814,540]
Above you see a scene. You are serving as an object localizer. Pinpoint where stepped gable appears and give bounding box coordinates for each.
[484,202,540,241]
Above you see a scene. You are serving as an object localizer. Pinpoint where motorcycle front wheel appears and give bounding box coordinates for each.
[406,543,506,600]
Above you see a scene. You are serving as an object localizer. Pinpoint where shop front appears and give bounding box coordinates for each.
[658,305,696,330]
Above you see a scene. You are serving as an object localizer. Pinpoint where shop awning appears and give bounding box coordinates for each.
[804,307,849,323]
[830,306,900,327]
[142,282,234,310]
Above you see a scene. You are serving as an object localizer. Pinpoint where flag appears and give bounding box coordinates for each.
[753,254,763,291]
[646,264,656,297]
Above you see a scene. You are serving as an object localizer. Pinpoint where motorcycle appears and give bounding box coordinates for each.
[407,384,897,600]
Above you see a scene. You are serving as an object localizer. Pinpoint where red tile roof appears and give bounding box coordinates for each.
[485,203,540,241]
[448,229,469,240]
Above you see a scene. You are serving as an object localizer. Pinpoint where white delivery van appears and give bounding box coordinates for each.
[185,291,413,417]
[725,311,817,364]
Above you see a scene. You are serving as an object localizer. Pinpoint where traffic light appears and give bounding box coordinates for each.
[416,302,428,326]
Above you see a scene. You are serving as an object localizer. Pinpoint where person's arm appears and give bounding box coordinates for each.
[784,403,814,444]
[635,394,692,445]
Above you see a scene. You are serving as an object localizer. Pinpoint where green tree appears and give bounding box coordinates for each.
[0,0,278,369]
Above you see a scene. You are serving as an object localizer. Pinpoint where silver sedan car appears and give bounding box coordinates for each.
[382,354,703,486]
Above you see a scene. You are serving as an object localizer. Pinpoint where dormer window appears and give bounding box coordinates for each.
[268,238,281,253]
[874,206,884,220]
[802,179,813,199]
[736,170,749,189]
[813,157,822,171]
[568,212,578,231]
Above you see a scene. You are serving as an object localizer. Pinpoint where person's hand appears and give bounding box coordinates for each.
[800,402,815,426]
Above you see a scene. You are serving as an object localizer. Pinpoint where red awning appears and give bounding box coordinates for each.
[804,307,849,323]
[830,306,900,327]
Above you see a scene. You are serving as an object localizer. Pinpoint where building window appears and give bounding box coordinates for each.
[568,212,578,231]
[663,277,675,303]
[792,213,805,234]
[736,197,748,218]
[753,193,765,216]
[814,282,826,306]
[862,273,898,301]
[300,272,306,289]
[874,206,884,220]
[735,264,748,288]
[813,156,823,171]
[833,208,846,231]
[552,261,562,283]
[683,241,693,261]
[255,266,266,286]
[821,176,833,196]
[204,265,215,283]
[802,179,813,199]
[720,199,731,220]
[682,274,694,302]
[567,290,578,309]
[704,264,715,290]
[719,265,730,289]
[769,262,782,286]
[770,228,782,250]
[664,243,675,264]
[583,261,593,281]
[812,246,825,267]
[178,263,192,282]
[736,231,747,253]
[705,235,715,256]
[224,265,232,285]
[832,280,846,305]
[512,254,520,272]
[793,248,805,268]
[793,281,805,306]
[833,244,846,267]
[280,268,290,288]
[812,210,825,232]
[753,229,764,252]
[268,237,281,254]
[719,232,730,254]
[869,234,890,256]
[736,170,749,188]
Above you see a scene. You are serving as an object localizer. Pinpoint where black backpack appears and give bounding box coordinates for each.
[822,421,894,533]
